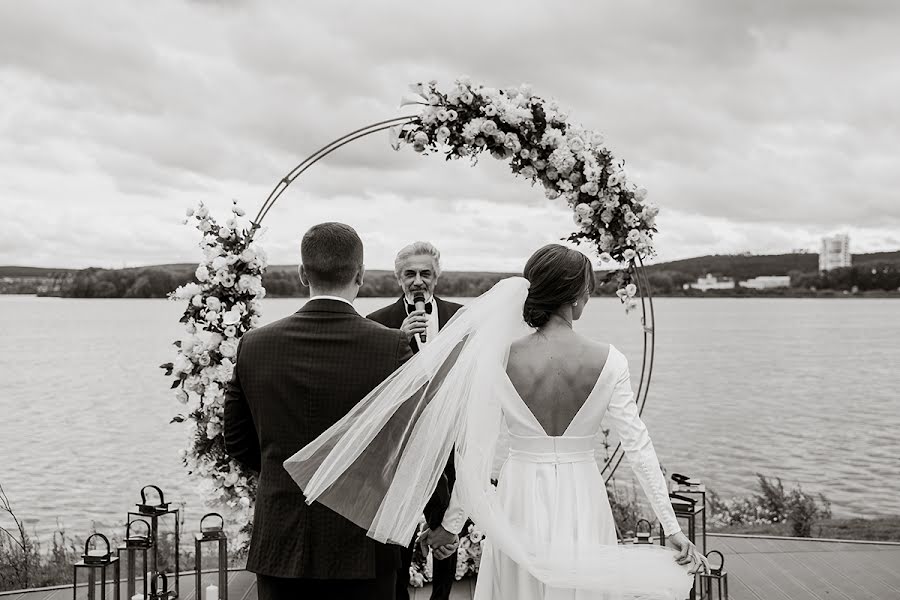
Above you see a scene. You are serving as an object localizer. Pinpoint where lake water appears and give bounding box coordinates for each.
[1,294,899,541]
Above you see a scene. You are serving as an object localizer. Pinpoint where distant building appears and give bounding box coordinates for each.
[819,234,851,271]
[740,275,791,289]
[683,274,736,291]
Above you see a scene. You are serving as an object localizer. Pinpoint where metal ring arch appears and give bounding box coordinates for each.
[248,116,656,483]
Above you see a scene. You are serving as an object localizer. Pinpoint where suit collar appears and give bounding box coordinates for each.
[298,298,359,315]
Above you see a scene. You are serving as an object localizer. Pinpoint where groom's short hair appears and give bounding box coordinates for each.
[301,222,364,287]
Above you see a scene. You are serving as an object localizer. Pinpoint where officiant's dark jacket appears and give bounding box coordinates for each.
[224,298,412,579]
[366,296,463,529]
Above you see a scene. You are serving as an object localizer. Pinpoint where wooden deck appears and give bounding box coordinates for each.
[3,534,899,600]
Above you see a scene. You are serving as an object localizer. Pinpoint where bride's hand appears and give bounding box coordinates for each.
[666,531,709,575]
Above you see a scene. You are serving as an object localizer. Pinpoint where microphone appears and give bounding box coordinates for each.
[413,292,427,345]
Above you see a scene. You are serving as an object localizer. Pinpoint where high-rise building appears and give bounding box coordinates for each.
[819,234,851,271]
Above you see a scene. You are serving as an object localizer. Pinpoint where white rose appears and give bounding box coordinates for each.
[191,294,204,308]
[204,310,217,324]
[221,274,236,288]
[198,220,212,233]
[205,296,222,312]
[239,496,251,508]
[199,352,211,367]
[575,203,594,219]
[222,307,242,326]
[625,283,638,297]
[634,187,648,201]
[599,252,613,263]
[195,266,209,282]
[219,338,239,358]
[211,256,227,271]
[218,226,232,239]
[224,325,237,338]
[232,205,246,217]
[628,229,641,243]
[480,120,498,135]
[206,421,222,439]
[224,471,239,486]
[623,248,637,262]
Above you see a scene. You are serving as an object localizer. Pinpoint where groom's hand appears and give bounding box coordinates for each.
[416,525,459,560]
[401,310,428,338]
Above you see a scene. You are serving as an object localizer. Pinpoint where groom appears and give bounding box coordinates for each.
[366,241,466,600]
[224,222,412,600]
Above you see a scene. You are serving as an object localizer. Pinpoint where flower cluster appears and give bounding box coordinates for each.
[160,200,267,546]
[397,77,660,311]
[409,519,486,586]
[454,523,485,581]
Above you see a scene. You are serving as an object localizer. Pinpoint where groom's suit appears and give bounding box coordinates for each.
[225,298,412,600]
[366,296,464,600]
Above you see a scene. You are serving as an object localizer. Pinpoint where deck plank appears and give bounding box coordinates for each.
[7,536,900,600]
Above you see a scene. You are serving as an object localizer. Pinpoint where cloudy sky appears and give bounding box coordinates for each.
[1,1,898,272]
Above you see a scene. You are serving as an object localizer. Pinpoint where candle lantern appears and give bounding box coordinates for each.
[659,492,705,553]
[73,533,121,600]
[117,519,152,600]
[670,473,707,553]
[127,485,180,599]
[659,492,705,600]
[148,573,171,600]
[194,513,228,600]
[698,550,728,600]
[634,518,654,544]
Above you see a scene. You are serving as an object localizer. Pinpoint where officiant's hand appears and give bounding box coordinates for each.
[666,531,709,575]
[401,310,428,338]
[417,525,458,560]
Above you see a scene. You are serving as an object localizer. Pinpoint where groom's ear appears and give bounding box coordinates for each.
[298,264,310,287]
[356,264,365,287]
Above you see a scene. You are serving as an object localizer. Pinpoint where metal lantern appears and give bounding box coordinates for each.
[634,518,654,544]
[698,550,728,600]
[670,473,707,553]
[148,573,171,600]
[73,533,121,600]
[194,513,228,600]
[117,519,152,600]
[127,485,180,599]
[659,492,705,553]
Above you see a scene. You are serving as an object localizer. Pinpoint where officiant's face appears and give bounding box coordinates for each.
[397,254,438,302]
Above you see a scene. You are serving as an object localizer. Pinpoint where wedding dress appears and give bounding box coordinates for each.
[284,277,693,600]
[470,345,683,599]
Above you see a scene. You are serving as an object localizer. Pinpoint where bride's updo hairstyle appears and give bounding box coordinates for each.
[522,244,596,328]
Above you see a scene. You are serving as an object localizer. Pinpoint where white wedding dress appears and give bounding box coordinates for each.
[284,278,692,600]
[470,345,683,599]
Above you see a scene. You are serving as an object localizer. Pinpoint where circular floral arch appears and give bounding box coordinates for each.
[164,78,660,552]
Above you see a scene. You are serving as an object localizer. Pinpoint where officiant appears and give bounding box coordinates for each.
[366,241,464,600]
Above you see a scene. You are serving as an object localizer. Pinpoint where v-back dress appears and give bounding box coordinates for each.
[472,345,683,600]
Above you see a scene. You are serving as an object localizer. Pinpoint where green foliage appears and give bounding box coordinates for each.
[708,473,832,537]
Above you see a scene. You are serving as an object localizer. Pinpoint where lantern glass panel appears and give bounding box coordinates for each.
[73,534,120,600]
[195,513,228,600]
[128,486,181,599]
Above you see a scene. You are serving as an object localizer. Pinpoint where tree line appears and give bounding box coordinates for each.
[31,258,900,298]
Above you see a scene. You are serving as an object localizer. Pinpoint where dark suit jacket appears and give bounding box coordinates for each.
[366,296,463,530]
[224,298,413,579]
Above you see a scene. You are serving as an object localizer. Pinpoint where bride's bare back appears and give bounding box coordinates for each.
[505,329,610,437]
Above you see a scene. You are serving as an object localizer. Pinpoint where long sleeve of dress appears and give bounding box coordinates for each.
[605,361,682,537]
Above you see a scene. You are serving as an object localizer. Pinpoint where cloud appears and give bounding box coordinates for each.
[1,0,898,269]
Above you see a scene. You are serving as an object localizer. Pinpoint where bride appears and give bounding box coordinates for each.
[285,244,706,599]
